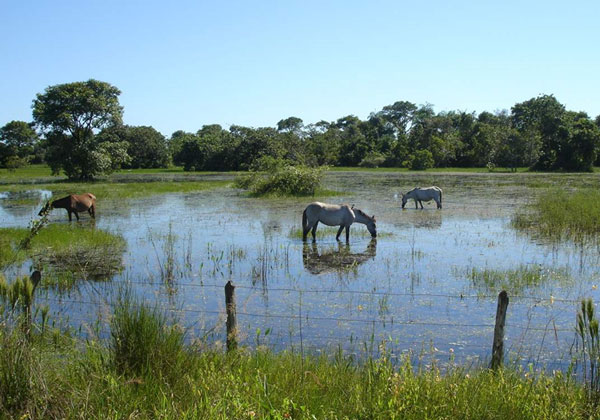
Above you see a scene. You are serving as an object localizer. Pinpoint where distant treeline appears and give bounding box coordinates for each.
[2,83,600,175]
[168,95,600,172]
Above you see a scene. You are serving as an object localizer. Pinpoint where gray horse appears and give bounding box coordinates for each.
[401,187,442,209]
[302,202,377,242]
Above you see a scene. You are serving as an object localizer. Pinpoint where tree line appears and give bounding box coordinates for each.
[2,79,600,179]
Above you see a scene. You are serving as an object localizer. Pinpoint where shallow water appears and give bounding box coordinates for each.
[2,172,600,369]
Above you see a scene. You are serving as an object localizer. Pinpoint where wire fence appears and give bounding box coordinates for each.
[26,276,587,370]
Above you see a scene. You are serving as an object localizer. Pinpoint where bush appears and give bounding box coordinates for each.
[235,159,326,196]
[359,152,386,168]
[403,149,434,170]
[110,291,186,380]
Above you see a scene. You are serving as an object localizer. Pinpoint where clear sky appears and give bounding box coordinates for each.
[1,0,598,137]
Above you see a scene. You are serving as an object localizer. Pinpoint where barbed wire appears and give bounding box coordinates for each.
[104,279,588,304]
[38,296,576,332]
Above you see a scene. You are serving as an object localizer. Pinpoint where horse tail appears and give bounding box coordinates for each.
[302,208,309,240]
[438,188,443,208]
[302,208,308,231]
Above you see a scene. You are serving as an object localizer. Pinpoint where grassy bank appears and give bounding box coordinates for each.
[0,180,231,205]
[0,323,593,419]
[0,224,125,288]
[0,164,535,182]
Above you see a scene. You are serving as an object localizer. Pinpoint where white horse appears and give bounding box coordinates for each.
[401,186,443,209]
[302,202,377,242]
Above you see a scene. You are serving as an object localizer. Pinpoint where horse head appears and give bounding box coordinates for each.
[401,193,408,209]
[363,212,377,238]
[368,215,377,238]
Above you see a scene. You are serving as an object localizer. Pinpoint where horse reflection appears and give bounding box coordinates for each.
[302,238,377,275]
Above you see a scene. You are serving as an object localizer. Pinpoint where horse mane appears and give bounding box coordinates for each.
[355,208,375,222]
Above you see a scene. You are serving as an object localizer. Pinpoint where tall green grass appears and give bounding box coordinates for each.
[513,189,600,242]
[0,284,597,418]
[110,291,188,380]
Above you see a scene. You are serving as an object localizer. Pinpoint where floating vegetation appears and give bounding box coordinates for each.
[465,265,572,294]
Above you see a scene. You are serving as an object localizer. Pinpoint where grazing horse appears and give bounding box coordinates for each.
[302,202,377,242]
[401,186,442,209]
[39,193,96,221]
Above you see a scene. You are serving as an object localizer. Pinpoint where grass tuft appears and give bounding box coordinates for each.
[110,290,187,381]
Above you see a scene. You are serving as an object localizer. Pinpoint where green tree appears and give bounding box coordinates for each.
[98,125,169,168]
[511,94,566,170]
[277,117,304,134]
[0,121,39,167]
[32,79,126,180]
[403,149,434,170]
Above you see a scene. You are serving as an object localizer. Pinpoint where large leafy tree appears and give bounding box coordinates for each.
[32,79,128,180]
[0,120,39,167]
[98,125,169,169]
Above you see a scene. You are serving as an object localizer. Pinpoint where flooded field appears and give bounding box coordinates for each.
[2,171,600,369]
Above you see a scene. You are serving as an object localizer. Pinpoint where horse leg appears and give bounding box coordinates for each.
[414,200,418,209]
[74,211,80,221]
[67,210,72,221]
[311,222,319,242]
[336,225,344,241]
[419,200,424,209]
[436,199,441,209]
[345,225,350,243]
[89,204,96,218]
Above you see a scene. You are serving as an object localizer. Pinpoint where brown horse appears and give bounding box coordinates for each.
[39,193,96,221]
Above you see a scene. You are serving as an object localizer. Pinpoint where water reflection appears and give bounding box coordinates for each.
[302,238,377,275]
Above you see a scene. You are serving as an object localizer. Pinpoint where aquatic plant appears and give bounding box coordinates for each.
[576,298,600,399]
[513,188,600,242]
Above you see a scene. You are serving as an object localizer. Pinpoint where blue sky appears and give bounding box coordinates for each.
[1,0,598,136]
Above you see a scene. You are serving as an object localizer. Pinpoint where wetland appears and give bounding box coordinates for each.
[2,170,600,369]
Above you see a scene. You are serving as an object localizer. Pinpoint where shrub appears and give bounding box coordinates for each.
[235,159,326,196]
[403,149,434,170]
[359,152,386,168]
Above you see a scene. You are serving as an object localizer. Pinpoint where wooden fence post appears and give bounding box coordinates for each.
[225,280,237,352]
[491,290,509,370]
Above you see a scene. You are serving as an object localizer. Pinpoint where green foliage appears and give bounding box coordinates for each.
[0,120,39,168]
[32,79,126,180]
[235,159,326,196]
[110,291,186,379]
[404,149,434,170]
[98,125,169,169]
[359,151,386,168]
